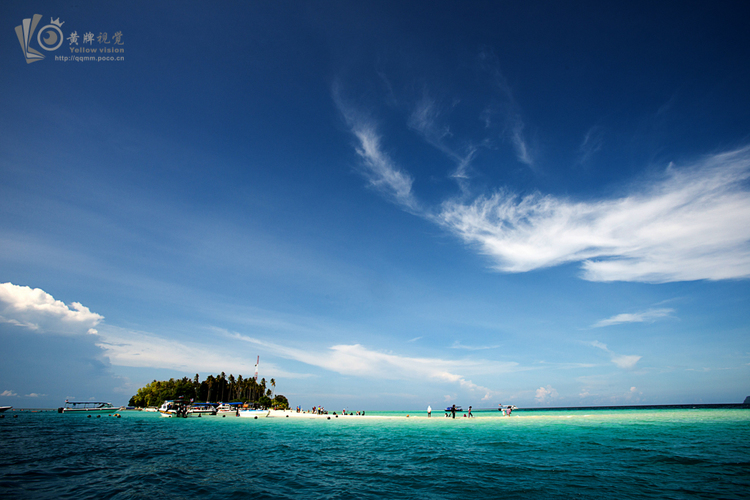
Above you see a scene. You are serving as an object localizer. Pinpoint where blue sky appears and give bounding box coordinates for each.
[1,1,749,410]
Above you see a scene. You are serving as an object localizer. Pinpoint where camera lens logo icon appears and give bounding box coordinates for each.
[37,18,64,51]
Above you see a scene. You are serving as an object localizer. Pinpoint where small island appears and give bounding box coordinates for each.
[128,373,289,409]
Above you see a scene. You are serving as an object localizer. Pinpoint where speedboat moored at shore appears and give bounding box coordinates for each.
[58,401,119,414]
[158,400,197,418]
[189,403,217,416]
[217,402,242,416]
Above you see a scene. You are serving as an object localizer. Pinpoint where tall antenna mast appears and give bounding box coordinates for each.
[254,355,259,382]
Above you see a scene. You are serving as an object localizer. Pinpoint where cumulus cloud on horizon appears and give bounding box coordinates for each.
[0,282,103,334]
[535,385,558,403]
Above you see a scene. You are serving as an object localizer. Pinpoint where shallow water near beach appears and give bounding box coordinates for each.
[1,408,749,499]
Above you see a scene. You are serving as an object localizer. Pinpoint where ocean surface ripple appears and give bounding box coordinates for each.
[1,409,749,499]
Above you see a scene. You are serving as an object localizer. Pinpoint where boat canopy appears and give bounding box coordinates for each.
[65,401,112,405]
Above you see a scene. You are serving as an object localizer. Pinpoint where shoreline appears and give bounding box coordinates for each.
[4,403,748,413]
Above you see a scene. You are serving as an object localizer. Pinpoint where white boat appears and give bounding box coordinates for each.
[158,400,197,418]
[216,403,242,416]
[188,403,217,416]
[0,406,12,413]
[238,408,270,418]
[59,401,119,414]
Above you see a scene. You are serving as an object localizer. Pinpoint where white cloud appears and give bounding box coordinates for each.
[450,341,501,350]
[589,341,641,369]
[439,147,750,282]
[510,122,533,166]
[611,355,642,369]
[593,308,675,328]
[1,390,18,397]
[333,84,418,211]
[535,385,558,403]
[407,92,479,184]
[231,332,515,396]
[0,316,39,330]
[577,126,604,165]
[25,393,45,398]
[478,50,535,168]
[0,282,103,334]
[94,326,304,379]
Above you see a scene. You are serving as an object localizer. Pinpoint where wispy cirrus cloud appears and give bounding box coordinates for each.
[588,340,641,369]
[450,341,501,351]
[94,326,306,379]
[336,73,750,284]
[438,147,750,282]
[593,308,675,328]
[231,332,516,399]
[577,126,604,165]
[479,50,535,168]
[333,83,418,211]
[407,92,479,185]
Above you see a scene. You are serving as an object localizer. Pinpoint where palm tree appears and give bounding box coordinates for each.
[270,378,276,398]
[206,375,215,402]
[235,375,244,400]
[228,374,236,401]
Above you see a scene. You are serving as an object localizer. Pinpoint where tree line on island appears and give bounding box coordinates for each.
[128,373,289,409]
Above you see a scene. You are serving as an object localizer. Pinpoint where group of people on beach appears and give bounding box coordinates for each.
[425,404,474,418]
[425,404,513,418]
[341,409,365,416]
[294,405,366,416]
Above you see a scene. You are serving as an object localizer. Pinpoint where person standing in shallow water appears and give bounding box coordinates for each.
[451,404,456,419]
[468,406,472,418]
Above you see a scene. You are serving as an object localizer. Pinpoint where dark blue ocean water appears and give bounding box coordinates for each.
[1,408,749,499]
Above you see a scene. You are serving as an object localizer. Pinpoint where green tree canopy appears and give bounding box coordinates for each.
[128,373,287,408]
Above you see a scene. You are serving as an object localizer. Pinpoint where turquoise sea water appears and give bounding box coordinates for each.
[2,408,749,499]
